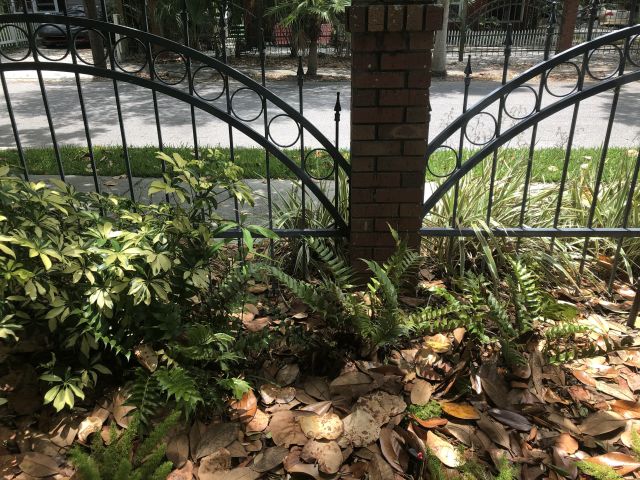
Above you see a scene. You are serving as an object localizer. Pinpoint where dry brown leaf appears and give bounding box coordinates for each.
[426,431,461,468]
[245,409,269,433]
[423,333,451,353]
[441,402,480,420]
[19,453,59,477]
[229,390,258,423]
[283,446,321,478]
[341,408,381,448]
[410,380,433,406]
[77,416,103,444]
[167,460,194,480]
[260,384,296,404]
[554,433,579,454]
[611,400,640,419]
[477,415,511,450]
[48,417,79,447]
[251,446,289,473]
[195,424,238,460]
[267,410,308,447]
[578,410,627,436]
[133,343,158,372]
[166,433,189,468]
[368,453,395,480]
[303,377,331,401]
[300,439,343,474]
[584,452,640,475]
[276,364,300,386]
[247,283,269,294]
[488,408,532,431]
[199,448,232,479]
[112,391,135,428]
[379,427,407,473]
[620,422,640,448]
[243,316,271,333]
[300,400,332,415]
[202,466,261,480]
[299,412,343,440]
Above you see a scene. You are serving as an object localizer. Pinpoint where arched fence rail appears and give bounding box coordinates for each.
[0,8,350,239]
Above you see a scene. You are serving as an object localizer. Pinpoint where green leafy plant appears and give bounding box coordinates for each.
[408,400,442,420]
[70,411,179,480]
[576,461,623,480]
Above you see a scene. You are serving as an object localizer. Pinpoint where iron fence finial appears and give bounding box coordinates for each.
[297,56,304,85]
[464,55,472,76]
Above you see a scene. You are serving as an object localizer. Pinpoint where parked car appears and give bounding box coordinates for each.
[597,4,630,27]
[36,6,91,47]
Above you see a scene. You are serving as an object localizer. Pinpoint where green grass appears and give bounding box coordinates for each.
[0,145,636,183]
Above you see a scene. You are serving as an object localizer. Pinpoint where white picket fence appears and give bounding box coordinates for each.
[0,22,30,48]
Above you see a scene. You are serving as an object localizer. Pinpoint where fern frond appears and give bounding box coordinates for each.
[307,238,353,289]
[408,304,462,334]
[154,366,203,414]
[126,369,164,424]
[486,291,517,339]
[384,246,421,287]
[544,321,589,341]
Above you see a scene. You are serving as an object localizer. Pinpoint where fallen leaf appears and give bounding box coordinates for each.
[595,380,635,401]
[578,410,626,436]
[202,466,261,480]
[229,390,258,423]
[300,439,343,474]
[19,453,58,477]
[611,400,640,419]
[260,384,296,404]
[276,364,300,386]
[423,333,451,353]
[247,283,269,294]
[555,433,579,454]
[303,377,330,401]
[199,448,232,478]
[300,400,332,415]
[195,423,238,460]
[488,408,532,431]
[410,380,433,406]
[299,412,343,440]
[77,416,103,444]
[355,390,406,426]
[426,431,461,468]
[412,416,448,429]
[441,402,480,420]
[243,316,271,333]
[112,391,135,428]
[477,415,511,450]
[368,453,395,480]
[251,446,289,473]
[166,433,189,468]
[267,410,307,447]
[167,460,194,480]
[245,409,269,433]
[584,452,640,476]
[341,408,381,447]
[379,427,408,473]
[134,343,158,372]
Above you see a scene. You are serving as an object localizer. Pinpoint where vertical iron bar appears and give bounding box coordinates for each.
[452,56,472,229]
[608,148,640,291]
[578,35,628,278]
[22,0,64,181]
[334,91,341,216]
[485,24,511,224]
[181,0,199,159]
[519,5,556,236]
[458,0,468,62]
[0,57,28,180]
[629,285,640,328]
[62,1,99,193]
[587,0,599,41]
[297,56,307,277]
[98,0,135,200]
[630,0,638,24]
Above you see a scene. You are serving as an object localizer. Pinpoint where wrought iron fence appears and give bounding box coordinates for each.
[0,0,349,240]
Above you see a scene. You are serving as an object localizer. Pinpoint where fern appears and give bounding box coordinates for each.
[383,228,422,287]
[154,366,203,413]
[508,258,541,332]
[307,238,353,289]
[126,369,164,424]
[544,321,589,341]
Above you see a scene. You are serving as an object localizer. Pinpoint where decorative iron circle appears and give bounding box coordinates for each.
[0,25,31,61]
[304,149,335,180]
[152,50,187,85]
[464,111,498,146]
[627,34,640,68]
[586,45,623,81]
[426,145,458,179]
[33,24,69,62]
[267,114,301,148]
[72,29,107,66]
[230,87,264,122]
[544,61,581,98]
[112,37,147,74]
[192,65,225,102]
[503,85,538,120]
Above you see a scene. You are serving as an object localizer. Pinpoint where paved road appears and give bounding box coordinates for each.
[0,74,638,151]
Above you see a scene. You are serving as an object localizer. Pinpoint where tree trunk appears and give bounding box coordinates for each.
[307,37,318,75]
[432,0,450,76]
[83,0,107,69]
[556,0,579,53]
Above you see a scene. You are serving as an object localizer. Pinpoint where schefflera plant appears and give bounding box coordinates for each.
[0,151,272,413]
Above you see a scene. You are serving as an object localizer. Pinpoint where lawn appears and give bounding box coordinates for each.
[0,145,635,183]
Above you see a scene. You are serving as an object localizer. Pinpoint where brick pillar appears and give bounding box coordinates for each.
[556,0,580,53]
[347,1,443,266]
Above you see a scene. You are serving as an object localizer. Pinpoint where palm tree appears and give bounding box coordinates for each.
[268,0,349,76]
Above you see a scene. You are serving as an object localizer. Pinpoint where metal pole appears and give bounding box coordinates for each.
[458,0,468,62]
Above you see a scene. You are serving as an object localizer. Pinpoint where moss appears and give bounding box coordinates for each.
[577,461,623,480]
[408,400,443,420]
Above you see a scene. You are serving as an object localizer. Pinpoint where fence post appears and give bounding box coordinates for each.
[556,0,579,52]
[347,0,443,267]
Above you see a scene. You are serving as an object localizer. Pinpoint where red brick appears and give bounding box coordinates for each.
[352,90,377,107]
[351,232,397,247]
[351,203,398,218]
[368,5,385,32]
[400,204,423,217]
[406,106,429,123]
[403,140,428,155]
[352,53,379,71]
[348,6,367,33]
[379,124,428,140]
[351,172,401,188]
[377,156,425,172]
[378,32,406,51]
[376,188,423,203]
[352,124,376,141]
[349,247,373,259]
[351,188,375,203]
[425,5,444,31]
[352,107,404,124]
[406,5,425,31]
[353,72,405,89]
[372,247,397,259]
[409,31,435,50]
[375,217,420,231]
[380,52,429,70]
[352,34,377,52]
[409,89,429,106]
[351,156,376,172]
[379,89,409,106]
[352,140,402,156]
[402,172,425,187]
[387,5,404,32]
[408,70,432,88]
[351,218,374,232]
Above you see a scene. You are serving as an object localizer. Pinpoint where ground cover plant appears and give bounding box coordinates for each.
[1,151,640,480]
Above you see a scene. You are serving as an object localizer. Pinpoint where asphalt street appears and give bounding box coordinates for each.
[0,72,638,151]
